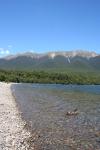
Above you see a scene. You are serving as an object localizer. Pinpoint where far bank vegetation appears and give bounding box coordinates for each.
[0,70,100,85]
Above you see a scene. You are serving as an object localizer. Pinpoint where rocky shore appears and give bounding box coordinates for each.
[0,82,31,150]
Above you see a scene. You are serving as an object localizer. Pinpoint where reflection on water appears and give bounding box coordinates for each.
[12,84,100,149]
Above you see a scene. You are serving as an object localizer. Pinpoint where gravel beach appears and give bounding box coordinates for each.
[0,82,31,150]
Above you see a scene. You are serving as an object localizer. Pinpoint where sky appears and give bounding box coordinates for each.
[0,0,100,57]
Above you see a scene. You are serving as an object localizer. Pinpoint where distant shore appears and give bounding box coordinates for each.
[0,82,32,150]
[0,70,100,85]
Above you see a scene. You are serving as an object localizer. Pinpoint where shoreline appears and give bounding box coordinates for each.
[0,82,32,150]
[1,82,100,149]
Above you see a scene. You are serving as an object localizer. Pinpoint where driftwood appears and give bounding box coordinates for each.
[66,109,79,116]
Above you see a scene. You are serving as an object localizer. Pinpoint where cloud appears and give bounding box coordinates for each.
[8,45,13,49]
[0,48,10,55]
[23,49,35,53]
[6,50,10,54]
[29,49,35,53]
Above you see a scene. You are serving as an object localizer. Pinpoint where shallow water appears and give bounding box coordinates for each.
[11,84,100,149]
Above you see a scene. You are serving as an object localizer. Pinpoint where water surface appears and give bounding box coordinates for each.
[12,84,100,150]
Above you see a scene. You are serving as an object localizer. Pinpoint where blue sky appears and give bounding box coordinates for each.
[0,0,100,56]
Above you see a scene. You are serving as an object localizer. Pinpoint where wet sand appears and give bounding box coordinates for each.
[12,83,100,150]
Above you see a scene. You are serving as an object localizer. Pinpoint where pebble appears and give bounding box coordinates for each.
[0,83,32,150]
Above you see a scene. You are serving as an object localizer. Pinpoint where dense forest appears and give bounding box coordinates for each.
[0,69,100,84]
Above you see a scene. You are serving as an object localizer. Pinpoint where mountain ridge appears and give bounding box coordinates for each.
[3,50,99,60]
[0,50,100,72]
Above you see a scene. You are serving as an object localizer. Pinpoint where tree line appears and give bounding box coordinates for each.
[0,69,100,85]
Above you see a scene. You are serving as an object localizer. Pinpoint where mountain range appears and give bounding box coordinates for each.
[0,50,100,72]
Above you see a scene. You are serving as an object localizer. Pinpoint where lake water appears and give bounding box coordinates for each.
[11,84,100,150]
